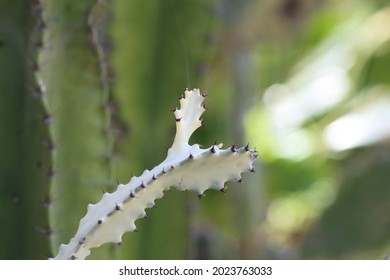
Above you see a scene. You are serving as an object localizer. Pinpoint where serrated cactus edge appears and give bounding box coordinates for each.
[52,89,258,260]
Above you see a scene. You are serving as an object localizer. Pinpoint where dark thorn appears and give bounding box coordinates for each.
[175,117,182,122]
[201,93,208,97]
[34,39,43,49]
[201,101,208,109]
[211,145,216,154]
[162,168,166,174]
[117,242,122,247]
[41,195,51,208]
[198,193,205,199]
[45,167,55,178]
[245,143,250,151]
[152,204,157,208]
[237,178,243,183]
[115,204,121,211]
[179,95,184,100]
[79,238,86,245]
[104,101,118,113]
[37,227,53,238]
[98,219,103,224]
[42,140,55,150]
[38,21,46,30]
[200,119,205,126]
[130,191,135,198]
[152,174,157,180]
[189,153,194,159]
[231,144,236,153]
[42,114,51,124]
[171,165,175,170]
[143,214,148,219]
[250,167,256,173]
[141,181,146,188]
[70,255,77,260]
[102,189,107,194]
[32,87,43,99]
[219,187,226,193]
[31,62,39,72]
[170,107,177,112]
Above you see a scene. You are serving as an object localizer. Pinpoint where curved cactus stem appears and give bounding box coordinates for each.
[53,89,258,260]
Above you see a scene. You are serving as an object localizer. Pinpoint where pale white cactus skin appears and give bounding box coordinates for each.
[53,88,258,260]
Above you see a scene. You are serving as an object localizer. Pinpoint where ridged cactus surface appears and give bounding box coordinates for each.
[0,0,257,260]
[38,0,113,258]
[0,0,51,259]
[110,0,224,259]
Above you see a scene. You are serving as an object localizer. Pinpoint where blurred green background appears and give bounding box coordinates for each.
[0,0,389,259]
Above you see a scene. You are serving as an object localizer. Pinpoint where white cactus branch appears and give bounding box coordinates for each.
[53,88,258,260]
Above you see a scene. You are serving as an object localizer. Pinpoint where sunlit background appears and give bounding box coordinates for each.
[242,0,390,259]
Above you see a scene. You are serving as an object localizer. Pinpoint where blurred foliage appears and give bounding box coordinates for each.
[245,0,390,259]
[0,0,389,259]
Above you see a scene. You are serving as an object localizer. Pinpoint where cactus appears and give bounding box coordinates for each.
[52,88,257,260]
[37,0,113,258]
[0,0,51,259]
[0,0,257,260]
[110,0,226,259]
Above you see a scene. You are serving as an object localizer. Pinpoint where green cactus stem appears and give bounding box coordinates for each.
[110,0,223,259]
[38,0,112,258]
[0,0,51,259]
